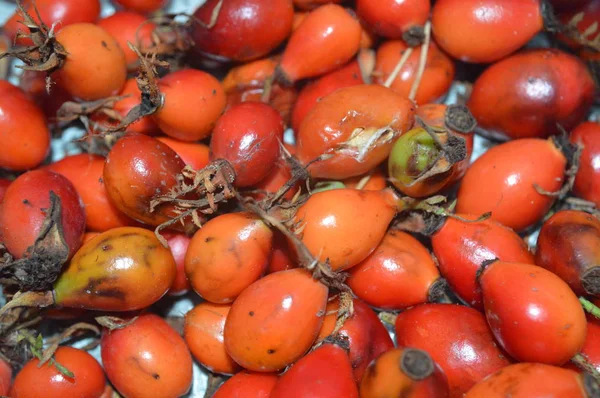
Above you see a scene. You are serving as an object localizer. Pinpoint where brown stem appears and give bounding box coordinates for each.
[38,322,99,366]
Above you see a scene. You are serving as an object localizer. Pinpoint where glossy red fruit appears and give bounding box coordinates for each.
[465,363,595,398]
[566,318,600,374]
[480,261,587,365]
[192,0,294,61]
[536,210,600,297]
[266,230,297,274]
[0,81,50,171]
[347,230,440,310]
[4,0,101,45]
[184,302,240,375]
[210,102,285,187]
[296,84,416,179]
[432,0,544,63]
[164,232,191,295]
[558,0,600,49]
[374,39,455,105]
[185,212,273,303]
[103,134,189,228]
[0,170,85,259]
[395,304,512,398]
[270,342,359,398]
[456,138,567,232]
[112,0,168,13]
[248,159,300,203]
[157,137,210,171]
[224,269,328,372]
[291,58,367,133]
[316,297,394,381]
[213,371,278,398]
[101,314,193,398]
[293,0,343,10]
[276,4,362,83]
[431,215,534,310]
[360,348,450,398]
[19,70,73,122]
[292,188,400,271]
[46,154,134,232]
[357,0,430,39]
[10,346,105,398]
[154,69,227,142]
[468,49,596,140]
[97,11,155,70]
[571,122,600,207]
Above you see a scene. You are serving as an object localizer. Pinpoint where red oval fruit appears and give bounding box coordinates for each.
[571,122,600,207]
[112,0,167,14]
[192,0,294,61]
[432,0,544,63]
[164,232,191,295]
[10,347,105,398]
[210,102,285,187]
[480,261,587,365]
[395,304,512,398]
[431,215,534,310]
[0,81,50,171]
[224,268,328,372]
[347,230,440,310]
[356,0,430,39]
[270,342,359,398]
[276,4,362,83]
[0,170,85,259]
[213,371,278,398]
[101,314,193,398]
[456,138,567,232]
[468,49,595,140]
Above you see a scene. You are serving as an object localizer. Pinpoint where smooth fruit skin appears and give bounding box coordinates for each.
[465,363,590,398]
[316,297,394,382]
[294,0,343,10]
[293,188,399,271]
[164,232,191,295]
[0,179,10,203]
[432,215,534,310]
[192,0,294,61]
[185,212,273,303]
[101,314,193,398]
[154,69,227,141]
[480,261,587,365]
[0,81,50,171]
[277,4,362,83]
[46,154,134,232]
[97,11,155,70]
[296,84,416,180]
[566,318,600,374]
[536,210,600,297]
[291,59,365,133]
[270,343,359,398]
[432,0,543,63]
[468,49,595,140]
[0,170,85,259]
[3,0,101,44]
[456,138,566,232]
[55,23,127,101]
[360,348,450,398]
[374,39,455,105]
[224,269,328,372]
[222,57,279,92]
[54,227,176,311]
[558,0,600,49]
[571,122,600,207]
[357,0,430,38]
[210,102,285,187]
[157,137,210,171]
[112,0,168,14]
[103,134,188,227]
[184,302,240,375]
[213,371,278,398]
[10,347,105,398]
[394,304,512,398]
[347,230,440,310]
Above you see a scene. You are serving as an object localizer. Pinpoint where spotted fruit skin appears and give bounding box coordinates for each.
[54,227,176,311]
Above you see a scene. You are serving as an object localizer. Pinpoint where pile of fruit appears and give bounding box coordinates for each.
[0,0,599,397]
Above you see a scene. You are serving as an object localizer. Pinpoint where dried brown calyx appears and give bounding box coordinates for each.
[150,161,237,245]
[0,1,67,92]
[0,192,68,292]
